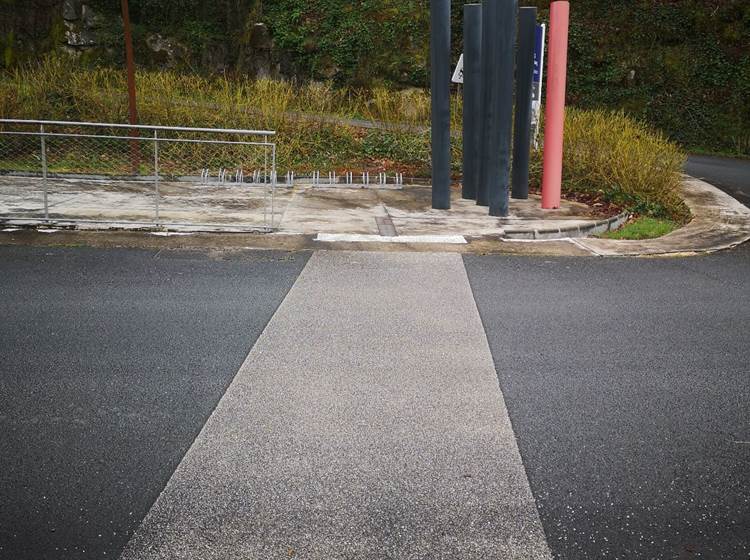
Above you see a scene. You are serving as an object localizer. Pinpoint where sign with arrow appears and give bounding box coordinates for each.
[452,54,464,84]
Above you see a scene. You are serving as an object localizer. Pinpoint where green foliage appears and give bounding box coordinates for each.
[1,59,690,221]
[530,108,689,222]
[600,217,678,240]
[3,0,748,154]
[2,32,13,68]
[536,0,750,156]
[263,0,429,86]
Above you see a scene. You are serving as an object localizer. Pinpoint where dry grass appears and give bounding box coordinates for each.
[0,57,441,172]
[1,57,688,220]
[531,108,689,221]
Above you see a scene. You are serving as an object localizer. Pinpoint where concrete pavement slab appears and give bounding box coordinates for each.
[120,251,552,560]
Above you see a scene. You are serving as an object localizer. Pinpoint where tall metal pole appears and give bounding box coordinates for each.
[541,1,570,209]
[121,0,140,174]
[476,0,494,207]
[479,0,516,216]
[462,4,482,201]
[431,0,451,210]
[511,7,537,200]
[40,124,48,221]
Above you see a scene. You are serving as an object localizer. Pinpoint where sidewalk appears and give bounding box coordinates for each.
[1,175,748,257]
[0,175,622,238]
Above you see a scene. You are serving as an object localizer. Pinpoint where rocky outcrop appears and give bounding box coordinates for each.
[62,1,101,51]
[238,22,278,79]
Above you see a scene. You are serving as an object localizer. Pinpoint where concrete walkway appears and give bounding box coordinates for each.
[0,175,619,238]
[2,175,748,257]
[120,251,551,560]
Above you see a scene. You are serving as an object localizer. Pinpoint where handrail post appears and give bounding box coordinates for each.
[263,134,268,228]
[40,124,49,221]
[271,142,276,230]
[153,130,160,223]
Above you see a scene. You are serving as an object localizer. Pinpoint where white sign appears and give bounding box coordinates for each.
[531,23,546,149]
[452,54,464,84]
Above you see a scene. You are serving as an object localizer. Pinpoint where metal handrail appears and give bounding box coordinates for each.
[0,118,276,137]
[0,118,278,231]
[0,130,273,147]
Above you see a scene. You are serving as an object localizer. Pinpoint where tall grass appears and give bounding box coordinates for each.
[1,57,688,220]
[531,108,689,221]
[0,57,439,173]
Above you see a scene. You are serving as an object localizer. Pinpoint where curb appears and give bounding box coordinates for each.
[568,176,750,257]
[503,210,630,240]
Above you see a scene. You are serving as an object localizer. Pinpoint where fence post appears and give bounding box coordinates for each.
[39,124,49,221]
[153,130,160,223]
[264,136,269,186]
[271,143,276,230]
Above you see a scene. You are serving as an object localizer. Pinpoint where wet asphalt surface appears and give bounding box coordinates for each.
[686,155,750,207]
[0,247,310,559]
[465,244,750,559]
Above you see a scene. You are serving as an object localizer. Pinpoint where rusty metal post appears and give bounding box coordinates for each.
[121,0,140,175]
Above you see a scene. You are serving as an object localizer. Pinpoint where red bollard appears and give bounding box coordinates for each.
[541,1,570,210]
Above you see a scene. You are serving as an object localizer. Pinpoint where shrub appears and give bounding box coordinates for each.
[1,59,689,219]
[531,108,689,222]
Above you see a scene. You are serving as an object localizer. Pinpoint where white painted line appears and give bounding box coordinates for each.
[1,228,22,232]
[149,232,195,237]
[37,229,61,234]
[567,237,604,256]
[316,233,467,244]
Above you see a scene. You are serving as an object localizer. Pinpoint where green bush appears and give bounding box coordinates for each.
[1,60,689,218]
[531,108,689,222]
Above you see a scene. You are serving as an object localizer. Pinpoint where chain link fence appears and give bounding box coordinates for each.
[0,119,277,231]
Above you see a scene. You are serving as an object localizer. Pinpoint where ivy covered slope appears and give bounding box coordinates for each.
[0,0,748,155]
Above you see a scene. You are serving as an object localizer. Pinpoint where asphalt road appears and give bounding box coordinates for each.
[1,245,748,559]
[0,247,310,559]
[465,244,750,559]
[686,155,750,207]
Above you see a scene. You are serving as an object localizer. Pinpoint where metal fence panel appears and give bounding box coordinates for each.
[0,119,278,231]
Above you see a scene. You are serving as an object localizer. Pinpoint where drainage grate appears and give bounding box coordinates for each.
[375,216,397,237]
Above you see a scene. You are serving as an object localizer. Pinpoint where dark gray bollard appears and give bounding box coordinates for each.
[512,7,537,200]
[462,4,482,201]
[476,0,495,207]
[431,0,452,210]
[478,0,517,216]
[488,0,517,217]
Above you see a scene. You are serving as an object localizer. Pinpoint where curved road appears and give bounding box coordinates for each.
[686,155,750,207]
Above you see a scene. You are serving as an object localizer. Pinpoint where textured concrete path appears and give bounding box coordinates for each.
[120,251,551,559]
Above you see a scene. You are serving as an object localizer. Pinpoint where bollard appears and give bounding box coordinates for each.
[541,1,570,209]
[479,0,516,216]
[431,0,452,210]
[511,7,537,200]
[462,3,482,201]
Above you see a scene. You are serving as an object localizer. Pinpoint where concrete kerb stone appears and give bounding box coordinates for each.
[570,176,750,257]
[500,210,630,240]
